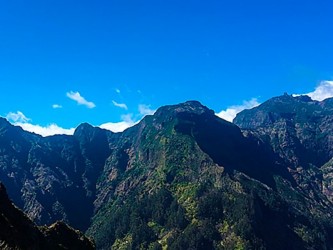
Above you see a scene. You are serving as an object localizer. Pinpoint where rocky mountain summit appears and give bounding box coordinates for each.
[0,96,333,249]
[234,93,333,168]
[234,94,333,204]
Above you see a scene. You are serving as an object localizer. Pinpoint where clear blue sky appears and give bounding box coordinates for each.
[0,0,332,134]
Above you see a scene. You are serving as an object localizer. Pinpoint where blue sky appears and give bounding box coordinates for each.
[1,0,333,135]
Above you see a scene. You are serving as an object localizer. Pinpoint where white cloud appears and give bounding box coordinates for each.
[293,80,333,101]
[52,104,62,109]
[112,100,128,110]
[15,122,75,137]
[121,114,134,123]
[6,102,155,136]
[99,114,137,133]
[99,104,155,133]
[5,111,74,137]
[66,91,96,108]
[216,98,260,122]
[6,111,31,123]
[138,104,155,116]
[99,121,136,133]
[115,88,121,94]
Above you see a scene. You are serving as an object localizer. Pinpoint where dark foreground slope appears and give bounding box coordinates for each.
[0,182,94,250]
[0,98,333,249]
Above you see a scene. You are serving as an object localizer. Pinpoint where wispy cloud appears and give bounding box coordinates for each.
[52,104,62,109]
[216,98,260,122]
[66,91,96,108]
[15,122,75,137]
[115,88,121,94]
[5,111,74,137]
[6,111,31,123]
[293,80,333,101]
[99,104,155,133]
[6,102,155,136]
[99,114,137,133]
[112,100,128,110]
[138,104,155,116]
[99,121,134,133]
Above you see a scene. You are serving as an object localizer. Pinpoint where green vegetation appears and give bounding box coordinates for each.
[1,98,333,249]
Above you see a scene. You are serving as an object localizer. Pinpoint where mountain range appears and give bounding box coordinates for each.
[0,93,333,249]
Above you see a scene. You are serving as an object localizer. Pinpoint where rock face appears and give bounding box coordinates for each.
[0,118,114,231]
[0,182,95,250]
[234,94,333,167]
[0,97,333,249]
[234,94,333,203]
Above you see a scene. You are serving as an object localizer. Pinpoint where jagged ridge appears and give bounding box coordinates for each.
[0,97,333,249]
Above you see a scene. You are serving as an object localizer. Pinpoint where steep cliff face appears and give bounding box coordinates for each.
[1,98,333,249]
[0,117,115,231]
[234,94,333,228]
[234,94,333,168]
[0,182,94,250]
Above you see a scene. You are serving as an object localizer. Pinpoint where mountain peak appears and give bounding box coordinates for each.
[154,100,214,118]
[74,122,98,137]
[266,93,311,104]
[233,93,326,128]
[76,122,95,130]
[184,100,203,106]
[293,95,314,102]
